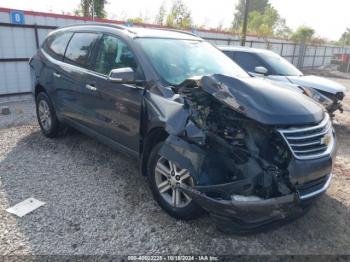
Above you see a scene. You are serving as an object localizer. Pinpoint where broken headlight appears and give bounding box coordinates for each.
[336,92,345,101]
[303,87,333,107]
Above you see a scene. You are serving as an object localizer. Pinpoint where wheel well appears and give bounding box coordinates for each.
[34,84,46,99]
[140,127,168,176]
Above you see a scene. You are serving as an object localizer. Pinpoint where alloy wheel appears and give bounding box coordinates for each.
[38,100,52,131]
[154,156,194,208]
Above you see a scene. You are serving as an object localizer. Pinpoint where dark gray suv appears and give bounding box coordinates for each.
[30,24,336,233]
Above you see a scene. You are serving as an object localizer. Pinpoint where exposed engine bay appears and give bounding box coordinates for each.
[150,74,335,232]
[172,77,293,200]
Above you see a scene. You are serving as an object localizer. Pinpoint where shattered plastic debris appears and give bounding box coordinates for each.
[6,197,45,217]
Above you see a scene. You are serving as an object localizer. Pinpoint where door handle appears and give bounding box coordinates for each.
[53,72,61,78]
[85,84,97,91]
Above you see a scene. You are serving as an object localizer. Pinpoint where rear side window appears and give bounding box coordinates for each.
[64,32,99,68]
[233,52,264,72]
[45,32,73,60]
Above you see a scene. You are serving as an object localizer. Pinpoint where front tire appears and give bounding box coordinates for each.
[36,92,60,138]
[147,142,204,220]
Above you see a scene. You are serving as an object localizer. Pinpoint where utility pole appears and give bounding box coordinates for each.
[240,0,250,46]
[91,0,95,20]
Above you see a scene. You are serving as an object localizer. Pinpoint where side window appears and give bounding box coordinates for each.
[222,51,234,60]
[93,35,138,75]
[64,33,99,68]
[233,52,264,72]
[45,32,73,60]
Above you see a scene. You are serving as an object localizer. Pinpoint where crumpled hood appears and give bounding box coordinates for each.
[264,78,304,94]
[200,74,324,126]
[286,75,346,94]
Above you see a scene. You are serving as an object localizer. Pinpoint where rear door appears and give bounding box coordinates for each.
[83,34,145,153]
[59,32,100,124]
[41,31,73,112]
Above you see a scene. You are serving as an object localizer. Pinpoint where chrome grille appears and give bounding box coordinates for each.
[278,114,334,160]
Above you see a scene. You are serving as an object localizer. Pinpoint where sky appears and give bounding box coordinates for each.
[0,0,349,40]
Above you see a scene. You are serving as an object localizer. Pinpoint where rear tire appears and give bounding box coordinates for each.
[147,142,204,220]
[36,92,60,138]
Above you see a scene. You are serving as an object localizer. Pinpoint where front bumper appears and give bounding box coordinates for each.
[180,174,333,233]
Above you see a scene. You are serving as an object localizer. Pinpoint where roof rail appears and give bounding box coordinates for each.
[56,22,128,31]
[153,27,198,37]
[55,23,200,38]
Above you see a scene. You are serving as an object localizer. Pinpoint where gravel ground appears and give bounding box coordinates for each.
[0,98,36,129]
[0,79,350,255]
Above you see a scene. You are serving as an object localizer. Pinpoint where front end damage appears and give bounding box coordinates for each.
[153,74,336,233]
[321,91,345,115]
[302,86,345,116]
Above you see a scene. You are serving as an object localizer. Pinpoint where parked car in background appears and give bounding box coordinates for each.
[219,46,346,115]
[30,24,336,233]
[330,53,350,73]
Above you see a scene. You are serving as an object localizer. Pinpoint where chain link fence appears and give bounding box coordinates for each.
[201,36,350,70]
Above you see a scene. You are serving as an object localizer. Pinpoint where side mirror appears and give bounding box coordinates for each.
[108,67,135,83]
[254,66,268,75]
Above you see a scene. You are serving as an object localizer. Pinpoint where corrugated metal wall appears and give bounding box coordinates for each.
[0,10,93,96]
[0,25,36,95]
[0,8,349,96]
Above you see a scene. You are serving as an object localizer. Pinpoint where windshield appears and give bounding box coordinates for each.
[136,38,249,85]
[260,52,303,76]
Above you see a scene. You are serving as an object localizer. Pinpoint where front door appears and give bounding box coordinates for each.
[83,34,145,153]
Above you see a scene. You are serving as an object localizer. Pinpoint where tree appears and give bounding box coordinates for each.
[126,11,150,25]
[155,3,167,25]
[275,18,293,39]
[247,6,288,40]
[166,0,192,29]
[310,36,327,45]
[75,0,107,19]
[126,17,144,24]
[215,20,224,31]
[232,0,270,30]
[94,0,107,18]
[232,0,292,39]
[339,28,350,46]
[291,26,315,43]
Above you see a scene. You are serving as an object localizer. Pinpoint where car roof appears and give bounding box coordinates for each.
[56,23,202,41]
[126,27,201,40]
[218,45,274,55]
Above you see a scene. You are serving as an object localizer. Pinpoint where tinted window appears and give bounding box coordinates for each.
[93,35,138,75]
[45,32,73,59]
[222,51,234,60]
[64,33,99,68]
[233,52,264,72]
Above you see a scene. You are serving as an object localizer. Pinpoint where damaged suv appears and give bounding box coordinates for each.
[30,24,337,233]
